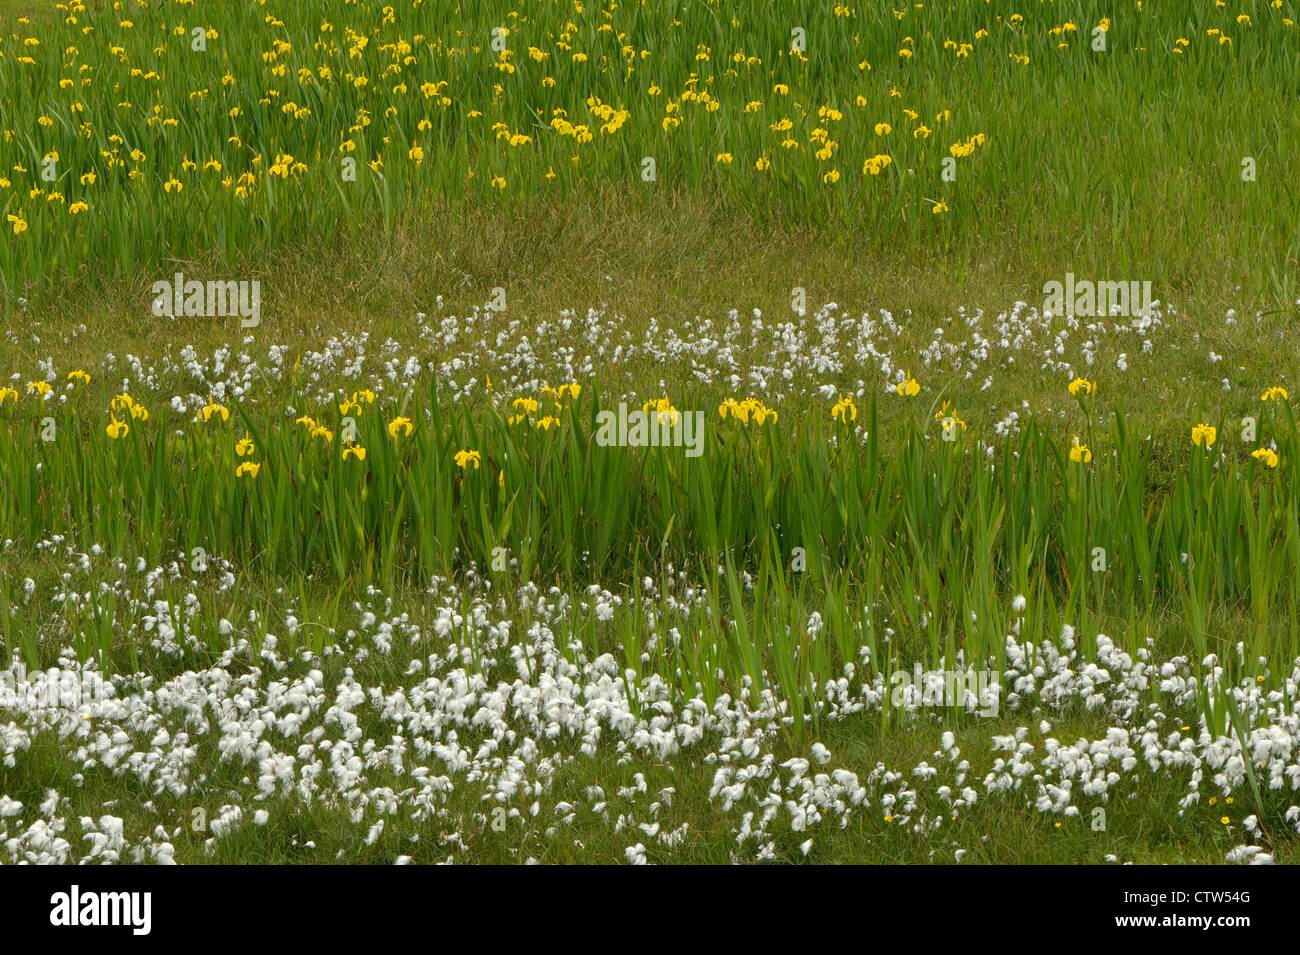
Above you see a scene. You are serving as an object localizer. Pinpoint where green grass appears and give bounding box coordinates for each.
[2,0,1299,865]
[6,185,1299,457]
[3,382,1299,863]
[1,0,1298,302]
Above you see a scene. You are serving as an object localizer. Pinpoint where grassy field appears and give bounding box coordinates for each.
[1,0,1299,865]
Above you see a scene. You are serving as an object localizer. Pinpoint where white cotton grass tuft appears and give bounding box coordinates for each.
[624,843,647,865]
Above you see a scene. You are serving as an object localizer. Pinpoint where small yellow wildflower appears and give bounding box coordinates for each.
[832,394,858,422]
[934,400,966,434]
[895,374,920,397]
[862,154,892,175]
[642,397,679,427]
